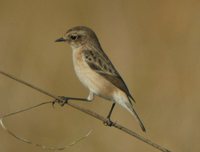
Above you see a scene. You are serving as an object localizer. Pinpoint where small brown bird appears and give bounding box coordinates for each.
[55,26,146,132]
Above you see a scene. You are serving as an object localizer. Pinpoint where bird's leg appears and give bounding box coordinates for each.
[87,91,94,101]
[104,103,116,126]
[52,91,94,107]
[107,103,116,119]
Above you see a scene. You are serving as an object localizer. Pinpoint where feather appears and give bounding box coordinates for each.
[83,49,135,104]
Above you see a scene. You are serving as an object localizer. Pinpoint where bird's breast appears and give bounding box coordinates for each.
[72,49,117,100]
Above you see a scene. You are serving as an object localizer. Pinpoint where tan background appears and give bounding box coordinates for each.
[0,0,199,152]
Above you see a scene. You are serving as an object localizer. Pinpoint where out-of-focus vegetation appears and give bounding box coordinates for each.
[0,1,199,152]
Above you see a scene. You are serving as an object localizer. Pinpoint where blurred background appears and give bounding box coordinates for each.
[0,0,199,152]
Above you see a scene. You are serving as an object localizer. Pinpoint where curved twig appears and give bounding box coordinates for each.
[0,99,93,151]
[0,70,172,152]
[0,118,92,151]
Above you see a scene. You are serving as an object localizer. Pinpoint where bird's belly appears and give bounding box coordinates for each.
[73,55,116,100]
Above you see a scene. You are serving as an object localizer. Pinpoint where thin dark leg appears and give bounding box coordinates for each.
[52,96,91,107]
[104,103,116,126]
[107,103,116,119]
[61,96,90,102]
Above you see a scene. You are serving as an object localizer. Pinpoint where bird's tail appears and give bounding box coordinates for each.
[114,92,146,132]
[124,100,146,132]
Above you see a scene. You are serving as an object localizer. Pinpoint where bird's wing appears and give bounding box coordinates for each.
[83,49,135,104]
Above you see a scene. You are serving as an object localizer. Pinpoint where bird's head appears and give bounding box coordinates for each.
[55,26,101,49]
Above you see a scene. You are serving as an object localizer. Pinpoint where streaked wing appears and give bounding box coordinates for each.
[83,49,135,103]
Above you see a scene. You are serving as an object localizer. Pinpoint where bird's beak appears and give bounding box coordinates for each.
[55,37,67,42]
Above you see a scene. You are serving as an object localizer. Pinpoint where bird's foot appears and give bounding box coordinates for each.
[103,118,114,127]
[52,96,69,107]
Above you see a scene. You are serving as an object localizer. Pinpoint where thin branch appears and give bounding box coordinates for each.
[0,99,92,151]
[0,117,92,151]
[0,70,172,152]
[1,101,52,119]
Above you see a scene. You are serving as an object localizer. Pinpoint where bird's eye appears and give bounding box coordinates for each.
[70,34,79,40]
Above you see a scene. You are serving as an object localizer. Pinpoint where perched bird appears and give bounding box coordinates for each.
[55,26,146,132]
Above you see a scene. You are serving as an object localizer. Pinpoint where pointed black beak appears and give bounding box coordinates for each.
[55,37,66,42]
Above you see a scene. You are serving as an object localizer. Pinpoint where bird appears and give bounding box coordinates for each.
[55,26,146,132]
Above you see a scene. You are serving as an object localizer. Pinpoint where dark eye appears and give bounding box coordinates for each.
[70,34,79,40]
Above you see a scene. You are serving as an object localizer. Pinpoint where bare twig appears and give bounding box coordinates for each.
[0,117,92,151]
[0,98,92,151]
[1,101,52,119]
[0,70,172,152]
